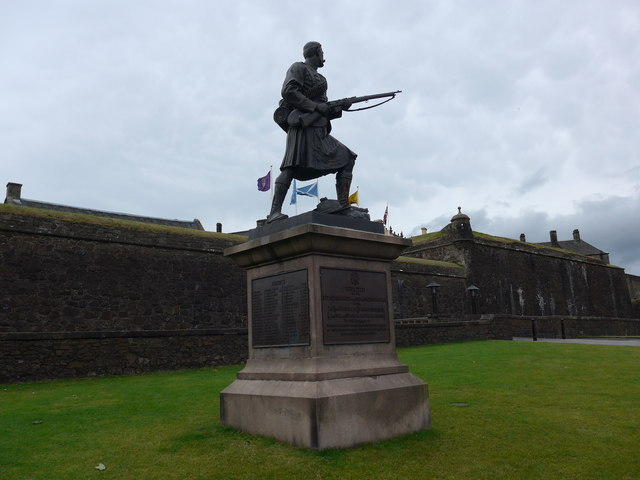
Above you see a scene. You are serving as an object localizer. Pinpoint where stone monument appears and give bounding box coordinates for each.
[221,214,430,449]
[220,41,428,449]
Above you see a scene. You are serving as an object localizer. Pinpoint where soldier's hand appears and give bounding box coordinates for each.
[315,103,329,116]
[341,100,353,110]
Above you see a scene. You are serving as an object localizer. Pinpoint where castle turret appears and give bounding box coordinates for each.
[448,207,473,241]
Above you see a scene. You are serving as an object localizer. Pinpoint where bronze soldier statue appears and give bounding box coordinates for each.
[267,41,356,223]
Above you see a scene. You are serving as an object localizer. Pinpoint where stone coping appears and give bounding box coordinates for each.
[225,223,410,267]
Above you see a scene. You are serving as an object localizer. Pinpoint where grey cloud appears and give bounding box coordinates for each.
[419,194,640,276]
[2,1,639,267]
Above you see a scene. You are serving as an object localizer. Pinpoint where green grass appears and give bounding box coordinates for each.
[395,255,463,269]
[410,231,446,244]
[2,341,639,479]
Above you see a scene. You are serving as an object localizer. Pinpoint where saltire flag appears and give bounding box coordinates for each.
[257,171,271,192]
[290,180,319,205]
[383,205,389,225]
[348,190,358,206]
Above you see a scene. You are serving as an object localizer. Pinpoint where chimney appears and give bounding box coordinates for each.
[5,182,22,203]
[519,233,526,242]
[421,227,427,235]
[550,230,559,247]
[573,229,581,242]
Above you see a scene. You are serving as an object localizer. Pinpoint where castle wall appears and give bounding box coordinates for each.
[1,332,247,383]
[391,258,468,319]
[0,209,248,383]
[465,241,632,318]
[406,235,633,319]
[627,274,640,318]
[627,274,640,299]
[1,208,637,384]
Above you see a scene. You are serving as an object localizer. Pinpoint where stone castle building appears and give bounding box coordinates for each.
[1,182,638,383]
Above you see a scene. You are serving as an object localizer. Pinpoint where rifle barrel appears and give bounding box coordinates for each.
[346,90,401,104]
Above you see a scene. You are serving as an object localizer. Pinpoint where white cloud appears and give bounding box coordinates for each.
[1,0,638,274]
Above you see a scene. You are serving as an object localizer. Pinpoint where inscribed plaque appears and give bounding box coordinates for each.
[320,268,390,344]
[251,269,310,348]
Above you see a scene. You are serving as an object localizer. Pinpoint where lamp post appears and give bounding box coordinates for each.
[467,285,480,314]
[426,282,440,316]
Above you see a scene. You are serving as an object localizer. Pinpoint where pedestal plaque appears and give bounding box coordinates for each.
[321,268,390,344]
[252,269,309,348]
[221,222,430,450]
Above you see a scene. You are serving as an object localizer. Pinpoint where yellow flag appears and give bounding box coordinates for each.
[348,190,359,206]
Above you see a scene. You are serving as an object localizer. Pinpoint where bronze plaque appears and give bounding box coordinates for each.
[321,267,390,344]
[251,269,310,348]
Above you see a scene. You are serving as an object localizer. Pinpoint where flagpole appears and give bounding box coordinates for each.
[269,165,273,205]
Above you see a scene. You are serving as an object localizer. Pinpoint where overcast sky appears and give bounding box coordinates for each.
[2,1,639,274]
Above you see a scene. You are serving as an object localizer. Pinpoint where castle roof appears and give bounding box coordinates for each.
[5,182,203,230]
[538,239,607,257]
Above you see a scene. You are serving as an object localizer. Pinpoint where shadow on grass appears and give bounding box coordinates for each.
[161,422,439,463]
[159,424,241,453]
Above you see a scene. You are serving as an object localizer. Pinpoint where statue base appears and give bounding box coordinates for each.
[221,373,428,450]
[256,199,371,231]
[251,209,382,240]
[222,223,430,450]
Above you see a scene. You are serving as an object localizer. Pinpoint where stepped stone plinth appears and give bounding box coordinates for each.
[221,217,430,450]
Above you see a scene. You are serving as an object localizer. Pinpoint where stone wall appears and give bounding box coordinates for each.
[0,209,247,333]
[466,241,632,318]
[489,314,640,339]
[0,330,247,383]
[406,233,634,319]
[391,257,467,319]
[627,274,640,299]
[396,314,640,349]
[395,319,491,347]
[0,207,248,383]
[627,275,640,318]
[2,207,638,384]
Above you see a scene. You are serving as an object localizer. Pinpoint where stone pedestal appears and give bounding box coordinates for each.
[221,220,430,450]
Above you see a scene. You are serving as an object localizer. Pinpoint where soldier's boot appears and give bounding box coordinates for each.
[335,173,353,208]
[266,181,290,223]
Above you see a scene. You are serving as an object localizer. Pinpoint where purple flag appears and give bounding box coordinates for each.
[257,171,271,192]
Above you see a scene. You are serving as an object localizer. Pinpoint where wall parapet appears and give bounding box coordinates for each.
[0,205,245,253]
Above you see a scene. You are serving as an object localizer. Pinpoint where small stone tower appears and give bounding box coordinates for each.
[444,207,474,241]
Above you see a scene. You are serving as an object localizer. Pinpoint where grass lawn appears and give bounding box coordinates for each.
[1,340,639,479]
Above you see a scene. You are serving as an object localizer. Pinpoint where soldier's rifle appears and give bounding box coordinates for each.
[298,90,402,128]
